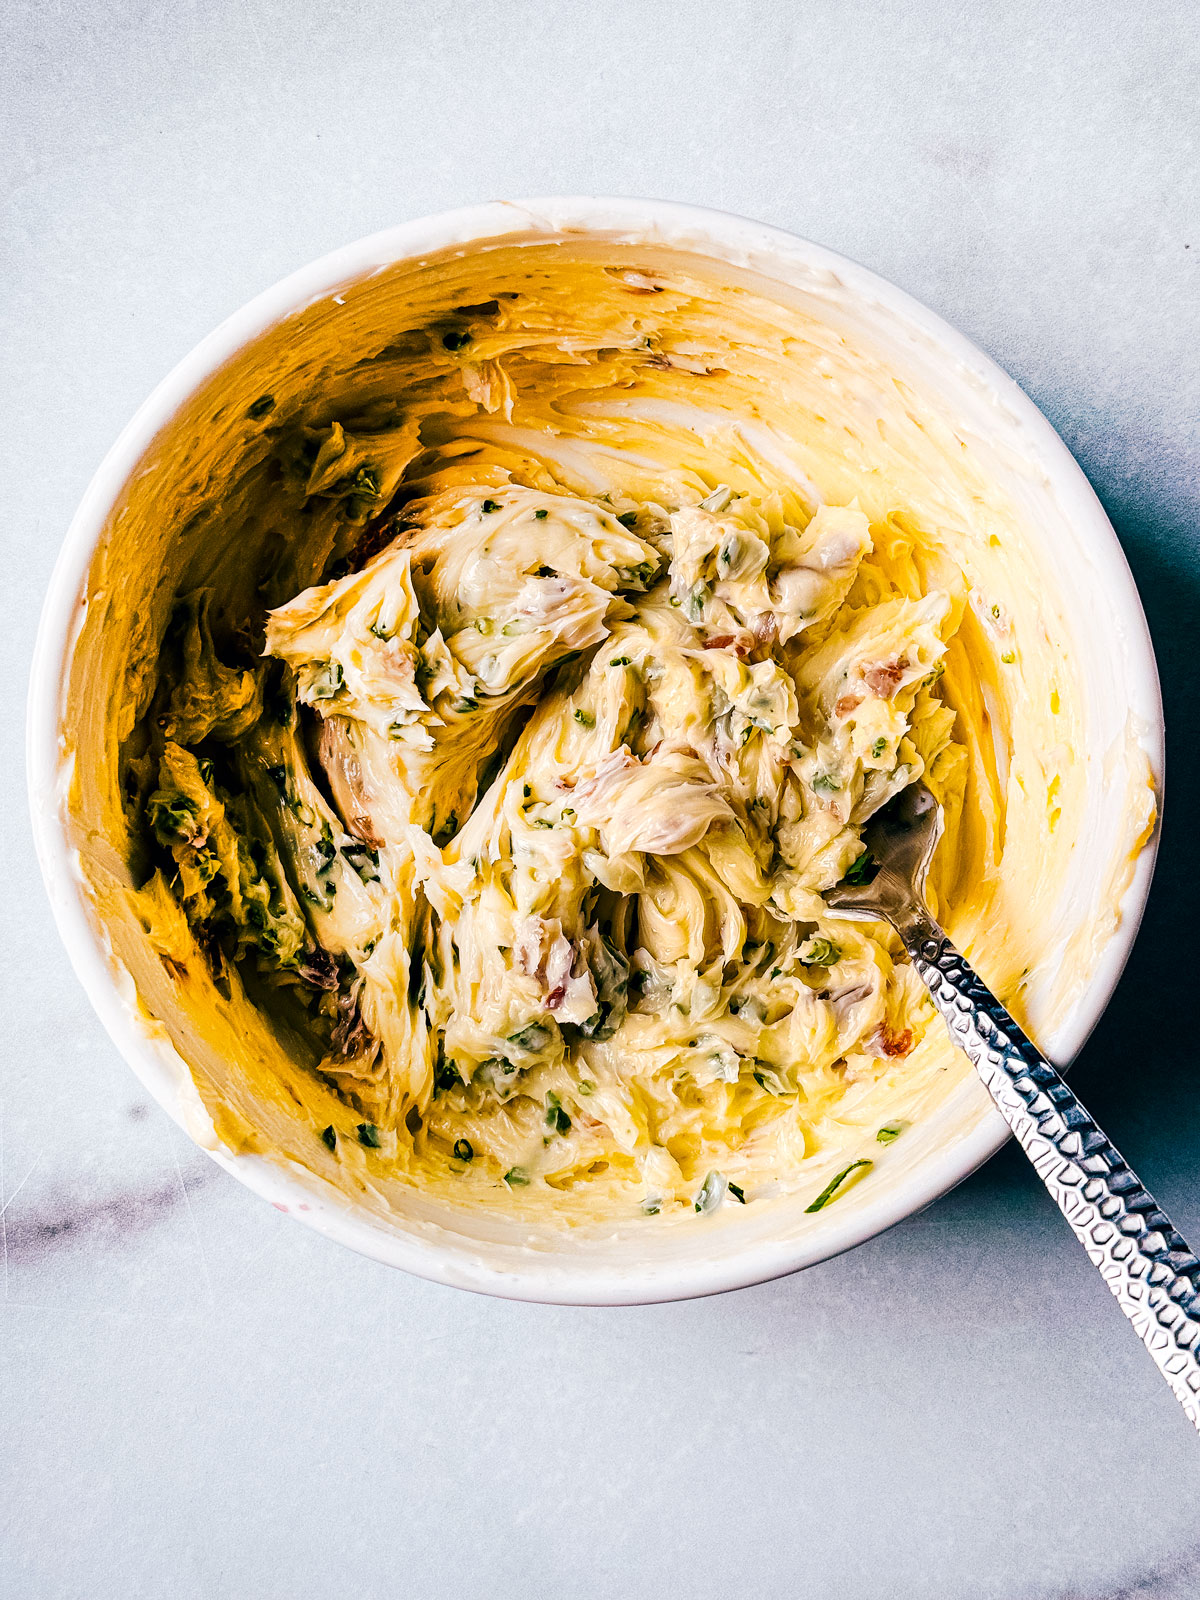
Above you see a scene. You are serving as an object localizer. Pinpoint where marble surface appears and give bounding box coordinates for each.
[4,2,1199,1595]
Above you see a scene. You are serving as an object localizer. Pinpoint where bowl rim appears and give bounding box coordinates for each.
[26,195,1165,1305]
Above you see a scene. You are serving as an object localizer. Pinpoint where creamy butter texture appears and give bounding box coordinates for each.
[65,237,1155,1229]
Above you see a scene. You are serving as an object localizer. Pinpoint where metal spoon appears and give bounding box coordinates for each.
[826,779,1200,1431]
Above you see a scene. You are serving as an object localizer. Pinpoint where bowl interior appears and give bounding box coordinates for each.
[29,200,1162,1302]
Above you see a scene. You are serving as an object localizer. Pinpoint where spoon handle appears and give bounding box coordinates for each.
[900,911,1200,1432]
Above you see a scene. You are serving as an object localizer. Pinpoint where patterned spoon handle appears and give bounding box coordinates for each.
[899,908,1200,1432]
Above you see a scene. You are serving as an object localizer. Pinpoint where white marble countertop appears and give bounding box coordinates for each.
[4,3,1199,1595]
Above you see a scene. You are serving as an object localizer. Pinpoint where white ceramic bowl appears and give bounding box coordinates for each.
[28,198,1163,1303]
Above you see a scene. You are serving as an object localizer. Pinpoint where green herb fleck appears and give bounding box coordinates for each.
[545,1091,572,1135]
[508,1023,552,1052]
[574,708,595,727]
[716,535,740,575]
[309,660,344,702]
[481,498,500,514]
[474,617,493,634]
[504,1166,530,1187]
[343,842,379,883]
[453,1138,474,1161]
[843,851,877,886]
[641,1197,662,1215]
[321,1125,337,1152]
[728,1182,746,1204]
[534,507,549,519]
[804,1158,872,1212]
[876,1123,905,1145]
[313,827,337,875]
[871,737,887,758]
[357,1123,382,1149]
[577,1079,595,1097]
[805,938,842,967]
[694,1170,727,1214]
[812,773,841,794]
[610,656,631,667]
[247,393,275,419]
[1001,650,1016,664]
[685,581,712,621]
[617,511,639,529]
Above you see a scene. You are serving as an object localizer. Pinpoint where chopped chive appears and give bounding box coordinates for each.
[1001,650,1015,664]
[504,1166,530,1187]
[694,1170,727,1214]
[842,851,877,886]
[574,709,595,727]
[577,1079,595,1096]
[728,1182,746,1204]
[617,511,639,528]
[871,737,887,758]
[805,1158,872,1212]
[357,1123,381,1149]
[508,1023,552,1051]
[545,1091,571,1134]
[876,1123,905,1145]
[309,660,344,702]
[321,1125,337,1152]
[481,498,500,514]
[609,655,631,667]
[453,1138,474,1161]
[812,773,841,794]
[805,937,842,967]
[534,508,549,519]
